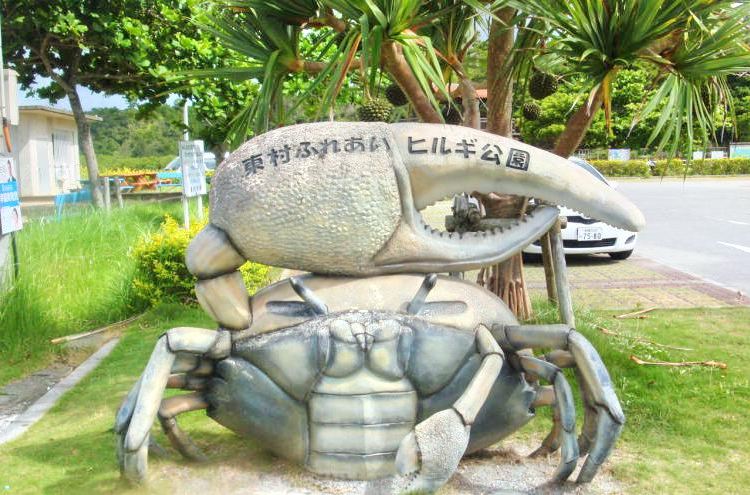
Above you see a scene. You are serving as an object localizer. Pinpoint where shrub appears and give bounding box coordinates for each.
[130,215,271,309]
[588,157,750,177]
[589,159,651,177]
[651,158,750,176]
[80,154,174,178]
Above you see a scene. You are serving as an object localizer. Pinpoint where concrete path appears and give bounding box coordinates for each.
[0,338,120,445]
[523,255,746,309]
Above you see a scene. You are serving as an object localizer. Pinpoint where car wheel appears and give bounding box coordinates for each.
[609,250,633,260]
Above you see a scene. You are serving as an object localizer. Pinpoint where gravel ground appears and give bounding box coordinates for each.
[150,438,624,495]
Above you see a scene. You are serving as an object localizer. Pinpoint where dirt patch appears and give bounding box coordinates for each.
[0,330,119,435]
[149,437,624,495]
[0,363,73,432]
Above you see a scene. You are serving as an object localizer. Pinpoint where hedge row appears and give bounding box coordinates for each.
[590,158,750,177]
[589,160,651,178]
[97,154,174,172]
[79,154,174,177]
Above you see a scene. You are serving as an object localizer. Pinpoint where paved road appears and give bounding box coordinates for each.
[618,178,750,296]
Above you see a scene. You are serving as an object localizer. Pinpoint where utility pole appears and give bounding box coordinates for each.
[0,11,20,281]
[181,100,191,229]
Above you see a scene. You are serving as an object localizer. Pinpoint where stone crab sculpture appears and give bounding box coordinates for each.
[115,122,645,493]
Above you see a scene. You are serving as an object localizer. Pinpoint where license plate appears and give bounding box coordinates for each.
[577,226,603,241]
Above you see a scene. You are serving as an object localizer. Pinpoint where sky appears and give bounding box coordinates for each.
[18,77,130,112]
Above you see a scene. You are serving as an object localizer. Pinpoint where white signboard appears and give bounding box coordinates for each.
[0,156,23,234]
[179,140,207,198]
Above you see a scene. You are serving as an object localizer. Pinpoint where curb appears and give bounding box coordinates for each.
[0,337,120,445]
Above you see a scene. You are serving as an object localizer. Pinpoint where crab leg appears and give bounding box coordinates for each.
[395,325,504,493]
[115,328,230,483]
[539,350,602,457]
[519,356,579,482]
[187,224,251,330]
[158,393,209,461]
[528,385,564,457]
[494,323,625,483]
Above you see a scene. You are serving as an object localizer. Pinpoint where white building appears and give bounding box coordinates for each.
[9,106,102,199]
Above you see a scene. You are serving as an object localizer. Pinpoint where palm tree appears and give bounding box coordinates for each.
[194,0,750,317]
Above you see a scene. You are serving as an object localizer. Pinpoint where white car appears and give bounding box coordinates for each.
[523,157,637,260]
[164,152,218,172]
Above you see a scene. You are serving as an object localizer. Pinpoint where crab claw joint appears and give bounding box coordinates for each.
[207,122,645,276]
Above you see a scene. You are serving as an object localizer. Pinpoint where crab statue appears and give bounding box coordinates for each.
[115,122,645,493]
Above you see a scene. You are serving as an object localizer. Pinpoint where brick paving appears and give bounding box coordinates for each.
[421,201,748,310]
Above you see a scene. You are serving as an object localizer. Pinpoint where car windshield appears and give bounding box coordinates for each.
[569,157,609,185]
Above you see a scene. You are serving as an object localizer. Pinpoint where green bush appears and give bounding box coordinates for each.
[130,216,271,309]
[652,157,750,176]
[80,154,174,178]
[590,159,651,177]
[589,157,750,177]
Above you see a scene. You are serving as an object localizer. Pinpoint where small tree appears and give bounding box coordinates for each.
[1,1,246,205]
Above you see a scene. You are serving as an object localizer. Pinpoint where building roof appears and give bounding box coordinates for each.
[19,105,103,122]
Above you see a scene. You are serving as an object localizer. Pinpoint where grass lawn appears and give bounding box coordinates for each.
[0,301,748,494]
[0,202,199,386]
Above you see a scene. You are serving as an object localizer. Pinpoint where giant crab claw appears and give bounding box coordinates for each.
[376,123,645,272]
[204,122,644,277]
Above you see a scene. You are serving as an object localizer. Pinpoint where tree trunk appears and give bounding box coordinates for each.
[382,41,442,123]
[553,85,604,157]
[68,87,104,208]
[477,8,533,319]
[486,8,516,136]
[459,77,480,129]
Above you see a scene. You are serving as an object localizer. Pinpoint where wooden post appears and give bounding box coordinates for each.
[103,178,111,212]
[114,177,124,209]
[549,218,575,327]
[540,232,557,304]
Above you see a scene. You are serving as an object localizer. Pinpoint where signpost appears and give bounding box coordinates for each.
[1,13,22,280]
[178,139,207,229]
[0,156,22,235]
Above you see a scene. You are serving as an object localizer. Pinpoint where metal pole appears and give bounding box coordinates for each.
[1,14,18,280]
[182,196,190,230]
[196,194,204,221]
[182,101,191,229]
[183,100,204,222]
[549,218,575,327]
[0,11,6,128]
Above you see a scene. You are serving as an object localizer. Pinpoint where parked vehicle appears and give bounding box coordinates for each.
[524,157,637,260]
[163,152,217,172]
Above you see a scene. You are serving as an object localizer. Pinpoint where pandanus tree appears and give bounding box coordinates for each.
[196,0,750,317]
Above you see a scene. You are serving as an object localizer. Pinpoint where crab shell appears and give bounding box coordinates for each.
[203,122,645,276]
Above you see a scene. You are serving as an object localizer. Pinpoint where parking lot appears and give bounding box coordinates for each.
[422,179,749,310]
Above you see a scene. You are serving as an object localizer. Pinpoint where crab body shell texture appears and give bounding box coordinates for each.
[209,304,529,480]
[117,123,642,493]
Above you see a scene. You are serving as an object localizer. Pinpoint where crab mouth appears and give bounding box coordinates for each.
[372,124,645,273]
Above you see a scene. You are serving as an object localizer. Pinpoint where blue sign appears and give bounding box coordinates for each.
[0,156,23,234]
